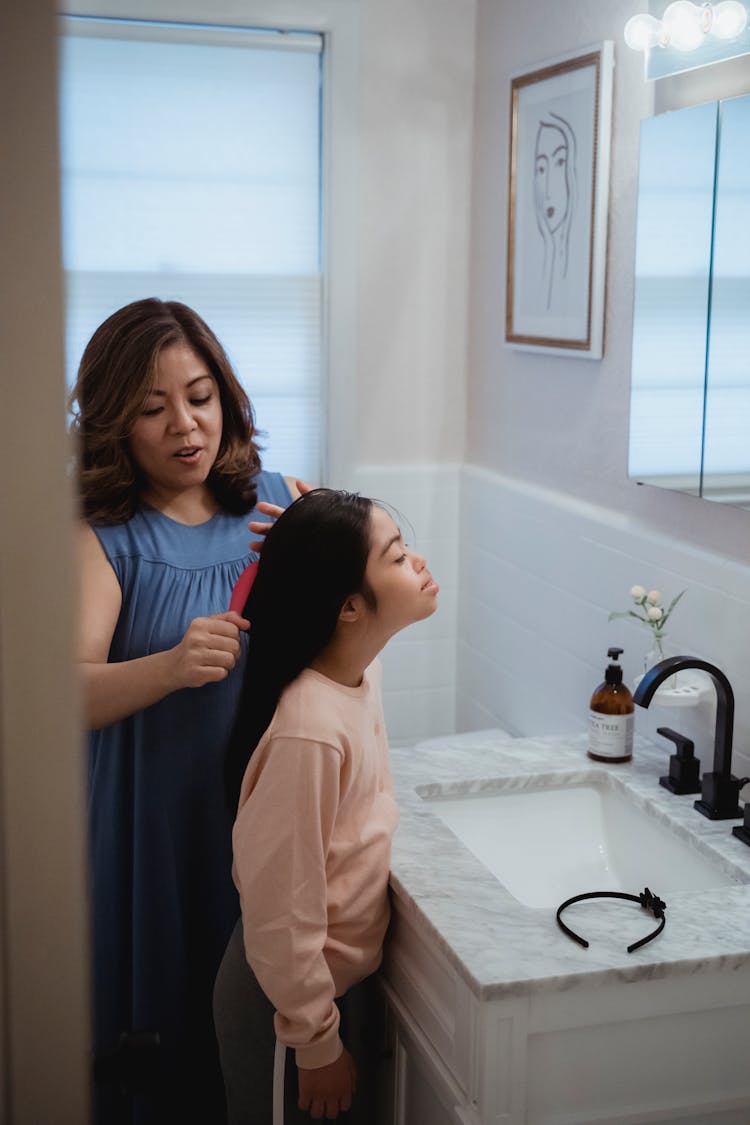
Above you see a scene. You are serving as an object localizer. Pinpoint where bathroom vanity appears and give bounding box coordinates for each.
[380,732,750,1125]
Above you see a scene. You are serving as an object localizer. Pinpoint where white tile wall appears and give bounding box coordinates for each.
[458,465,750,783]
[351,465,460,741]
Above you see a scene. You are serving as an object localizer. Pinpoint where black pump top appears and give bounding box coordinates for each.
[605,646,624,685]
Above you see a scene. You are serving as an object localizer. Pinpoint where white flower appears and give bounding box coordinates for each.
[610,584,685,642]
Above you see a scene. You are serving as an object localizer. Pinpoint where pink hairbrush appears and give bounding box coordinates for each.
[229,560,258,615]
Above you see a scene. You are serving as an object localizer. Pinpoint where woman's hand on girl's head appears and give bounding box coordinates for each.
[169,611,249,690]
[248,479,314,551]
[297,1047,356,1120]
[248,502,285,550]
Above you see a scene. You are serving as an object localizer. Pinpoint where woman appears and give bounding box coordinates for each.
[215,489,439,1122]
[72,297,301,1123]
[533,110,577,310]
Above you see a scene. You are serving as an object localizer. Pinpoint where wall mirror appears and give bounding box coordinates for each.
[628,91,750,507]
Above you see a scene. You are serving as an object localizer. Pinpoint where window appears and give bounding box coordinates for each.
[59,16,323,480]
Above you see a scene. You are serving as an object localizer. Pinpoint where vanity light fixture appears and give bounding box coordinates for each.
[625,1,748,53]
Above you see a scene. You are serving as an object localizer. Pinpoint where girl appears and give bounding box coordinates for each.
[215,489,439,1122]
[72,297,304,1123]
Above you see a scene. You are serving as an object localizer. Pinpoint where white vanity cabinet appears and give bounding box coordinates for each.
[381,733,750,1125]
[380,991,468,1125]
[380,892,750,1125]
[379,903,478,1125]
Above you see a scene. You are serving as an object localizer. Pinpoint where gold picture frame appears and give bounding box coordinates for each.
[505,42,613,359]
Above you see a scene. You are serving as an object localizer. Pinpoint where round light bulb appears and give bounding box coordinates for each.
[624,12,663,49]
[710,1,748,38]
[663,0,706,49]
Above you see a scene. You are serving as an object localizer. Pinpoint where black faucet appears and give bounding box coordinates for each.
[633,656,746,820]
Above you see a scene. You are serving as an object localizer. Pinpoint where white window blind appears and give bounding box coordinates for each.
[59,17,324,481]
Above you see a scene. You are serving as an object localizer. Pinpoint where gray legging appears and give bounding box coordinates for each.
[213,919,384,1125]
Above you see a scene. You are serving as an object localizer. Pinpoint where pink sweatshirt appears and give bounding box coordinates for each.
[232,660,399,1069]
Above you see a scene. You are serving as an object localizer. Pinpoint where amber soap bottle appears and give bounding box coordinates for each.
[588,647,634,763]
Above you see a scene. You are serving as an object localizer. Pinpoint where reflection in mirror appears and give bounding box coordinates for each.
[628,92,750,507]
[702,94,750,505]
[628,102,717,497]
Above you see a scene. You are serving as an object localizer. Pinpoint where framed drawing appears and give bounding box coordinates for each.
[505,42,614,359]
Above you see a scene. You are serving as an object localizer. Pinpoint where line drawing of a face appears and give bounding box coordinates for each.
[535,124,570,233]
[533,111,577,309]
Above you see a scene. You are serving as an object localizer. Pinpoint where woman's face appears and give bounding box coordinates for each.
[128,343,223,502]
[361,506,439,639]
[534,123,569,234]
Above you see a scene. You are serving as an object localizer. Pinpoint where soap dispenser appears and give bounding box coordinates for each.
[588,647,634,763]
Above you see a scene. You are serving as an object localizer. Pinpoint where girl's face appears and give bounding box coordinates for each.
[534,123,569,234]
[128,343,223,503]
[361,506,439,638]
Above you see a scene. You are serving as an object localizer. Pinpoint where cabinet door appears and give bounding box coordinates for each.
[381,993,475,1125]
[393,1035,457,1125]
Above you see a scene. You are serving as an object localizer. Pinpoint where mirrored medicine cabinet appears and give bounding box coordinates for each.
[628,91,750,507]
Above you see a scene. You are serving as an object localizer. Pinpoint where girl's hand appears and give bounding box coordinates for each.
[297,1048,356,1120]
[170,611,249,689]
[249,479,314,551]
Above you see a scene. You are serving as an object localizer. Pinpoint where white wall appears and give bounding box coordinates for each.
[343,0,477,740]
[355,0,475,468]
[458,0,750,797]
[353,465,460,741]
[467,0,750,564]
[0,2,90,1121]
[354,2,750,763]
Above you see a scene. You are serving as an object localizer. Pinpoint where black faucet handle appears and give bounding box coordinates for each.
[656,726,694,758]
[732,800,750,847]
[695,772,744,820]
[657,726,701,795]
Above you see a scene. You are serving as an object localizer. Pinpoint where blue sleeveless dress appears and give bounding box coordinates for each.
[88,470,292,1122]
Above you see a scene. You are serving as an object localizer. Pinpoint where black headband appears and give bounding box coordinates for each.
[556,887,667,954]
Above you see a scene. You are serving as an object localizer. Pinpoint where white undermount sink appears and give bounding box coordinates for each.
[422,774,746,908]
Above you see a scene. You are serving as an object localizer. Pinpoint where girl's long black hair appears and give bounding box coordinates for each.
[224,489,376,813]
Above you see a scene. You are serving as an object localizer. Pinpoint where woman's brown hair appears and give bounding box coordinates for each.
[69,298,263,524]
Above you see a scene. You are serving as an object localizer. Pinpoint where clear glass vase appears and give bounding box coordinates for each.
[643,636,679,688]
[644,635,666,673]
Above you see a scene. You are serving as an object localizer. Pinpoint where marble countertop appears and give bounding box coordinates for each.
[388,731,750,1001]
